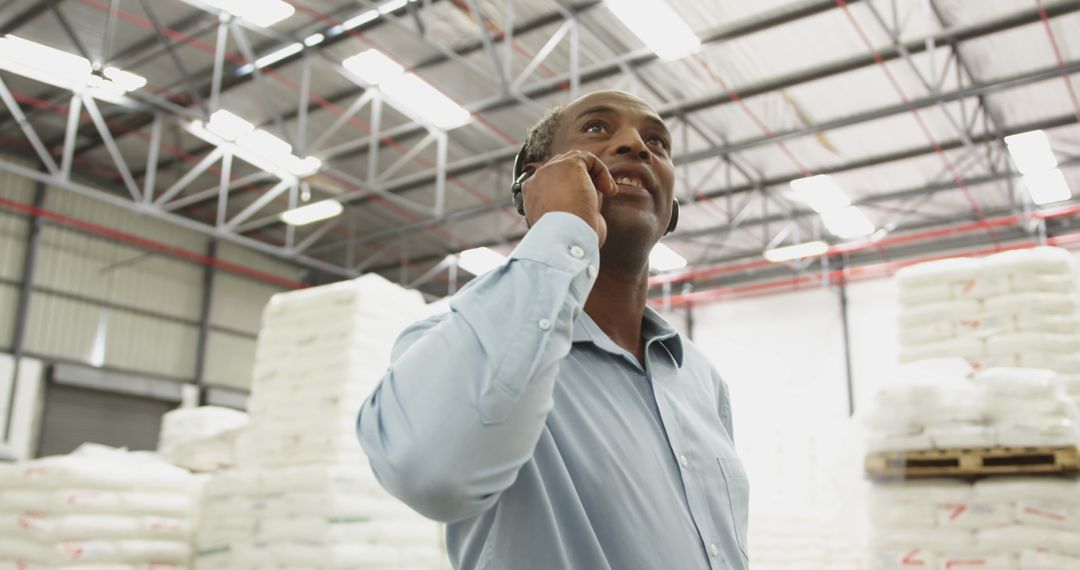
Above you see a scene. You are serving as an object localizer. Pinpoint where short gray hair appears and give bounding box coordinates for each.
[520,105,565,168]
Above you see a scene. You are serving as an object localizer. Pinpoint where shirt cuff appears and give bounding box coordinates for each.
[510,212,599,289]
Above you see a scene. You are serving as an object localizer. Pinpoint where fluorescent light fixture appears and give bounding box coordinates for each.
[789,174,850,213]
[285,155,322,177]
[343,49,403,85]
[207,109,255,141]
[458,247,507,275]
[764,241,829,263]
[1005,130,1057,175]
[280,199,343,226]
[198,0,295,27]
[605,0,700,60]
[102,67,146,91]
[342,9,379,29]
[0,35,91,89]
[649,243,687,272]
[254,42,302,69]
[238,129,292,158]
[821,206,876,239]
[1022,168,1072,205]
[381,73,471,129]
[304,33,325,47]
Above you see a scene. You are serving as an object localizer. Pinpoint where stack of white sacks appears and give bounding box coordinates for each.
[158,406,249,473]
[195,274,448,570]
[0,443,202,569]
[897,247,1080,374]
[868,477,1080,569]
[862,359,1080,454]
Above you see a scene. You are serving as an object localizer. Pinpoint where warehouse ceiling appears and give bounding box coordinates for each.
[0,0,1078,301]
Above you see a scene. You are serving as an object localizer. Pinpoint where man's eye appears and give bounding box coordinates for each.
[583,122,606,134]
[647,135,671,150]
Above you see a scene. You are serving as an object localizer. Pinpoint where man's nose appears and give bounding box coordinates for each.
[613,130,650,160]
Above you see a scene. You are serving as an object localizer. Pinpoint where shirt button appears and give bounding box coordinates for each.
[586,265,596,278]
[538,318,552,331]
[569,245,585,259]
[679,455,688,468]
[708,543,719,557]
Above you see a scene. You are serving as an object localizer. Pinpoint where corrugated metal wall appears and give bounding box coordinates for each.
[0,170,301,393]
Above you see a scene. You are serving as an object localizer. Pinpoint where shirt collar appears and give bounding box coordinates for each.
[572,307,684,368]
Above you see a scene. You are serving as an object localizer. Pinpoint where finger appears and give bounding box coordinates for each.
[577,151,618,198]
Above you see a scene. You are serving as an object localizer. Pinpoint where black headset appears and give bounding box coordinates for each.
[510,145,679,235]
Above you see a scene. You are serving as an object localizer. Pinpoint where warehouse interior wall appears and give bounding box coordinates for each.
[1,169,301,457]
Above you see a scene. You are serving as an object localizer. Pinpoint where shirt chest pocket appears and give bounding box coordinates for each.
[716,456,750,561]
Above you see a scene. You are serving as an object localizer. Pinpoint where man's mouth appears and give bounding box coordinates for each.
[614,175,647,190]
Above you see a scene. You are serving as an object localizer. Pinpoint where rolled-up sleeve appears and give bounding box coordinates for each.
[357,212,599,522]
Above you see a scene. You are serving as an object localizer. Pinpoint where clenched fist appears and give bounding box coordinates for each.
[520,150,620,247]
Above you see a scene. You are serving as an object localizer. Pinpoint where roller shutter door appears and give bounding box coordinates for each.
[37,383,170,457]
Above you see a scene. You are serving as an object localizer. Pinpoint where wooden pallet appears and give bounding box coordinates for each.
[865,446,1080,479]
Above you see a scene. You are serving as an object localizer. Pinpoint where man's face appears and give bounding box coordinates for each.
[547,90,677,248]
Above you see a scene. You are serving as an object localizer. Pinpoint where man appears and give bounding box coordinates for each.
[357,90,748,569]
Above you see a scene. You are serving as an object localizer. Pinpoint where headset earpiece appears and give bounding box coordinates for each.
[666,198,679,235]
[510,144,529,216]
[511,170,531,216]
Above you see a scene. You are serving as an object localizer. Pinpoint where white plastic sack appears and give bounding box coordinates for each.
[871,479,975,506]
[936,552,1017,570]
[900,321,957,345]
[900,300,982,326]
[900,338,984,363]
[983,246,1075,277]
[926,424,996,449]
[978,525,1080,555]
[1015,313,1080,335]
[985,293,1079,317]
[900,282,953,306]
[1012,272,1076,293]
[1019,548,1080,570]
[1015,499,1080,530]
[935,501,1014,529]
[871,528,976,550]
[950,275,1010,300]
[996,418,1080,447]
[897,257,981,288]
[867,548,938,570]
[976,476,1080,502]
[974,368,1060,398]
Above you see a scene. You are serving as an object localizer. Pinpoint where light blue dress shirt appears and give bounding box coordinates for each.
[357,212,749,570]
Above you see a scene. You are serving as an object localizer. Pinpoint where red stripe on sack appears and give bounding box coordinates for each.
[1024,506,1068,521]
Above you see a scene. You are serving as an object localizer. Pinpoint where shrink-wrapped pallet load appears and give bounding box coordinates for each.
[193,274,448,570]
[0,443,203,569]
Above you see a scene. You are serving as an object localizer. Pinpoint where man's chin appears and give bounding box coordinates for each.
[601,207,664,248]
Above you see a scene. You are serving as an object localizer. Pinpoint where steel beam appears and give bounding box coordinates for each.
[359,117,1080,273]
[315,63,1080,255]
[138,0,208,117]
[0,77,59,175]
[3,183,45,442]
[192,239,216,405]
[82,95,141,200]
[0,158,354,278]
[59,94,81,181]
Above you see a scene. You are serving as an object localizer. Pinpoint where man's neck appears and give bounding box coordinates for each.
[584,260,650,366]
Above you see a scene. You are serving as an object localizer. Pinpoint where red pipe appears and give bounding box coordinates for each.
[651,202,1080,288]
[658,231,1080,307]
[0,196,307,289]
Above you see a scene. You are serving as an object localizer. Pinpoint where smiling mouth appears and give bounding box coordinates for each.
[614,175,648,191]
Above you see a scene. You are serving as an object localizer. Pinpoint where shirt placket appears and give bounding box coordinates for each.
[644,343,726,570]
